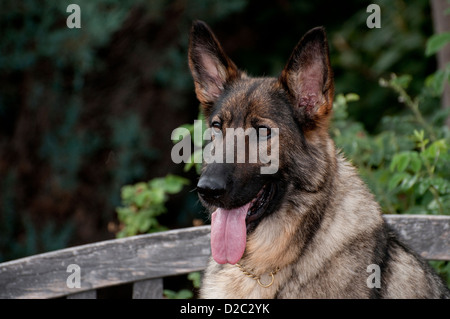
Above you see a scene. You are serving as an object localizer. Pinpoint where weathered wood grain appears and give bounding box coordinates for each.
[66,290,97,299]
[132,278,163,299]
[0,215,448,299]
[0,226,211,299]
[383,215,449,261]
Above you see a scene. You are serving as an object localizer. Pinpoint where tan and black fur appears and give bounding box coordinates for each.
[188,20,450,299]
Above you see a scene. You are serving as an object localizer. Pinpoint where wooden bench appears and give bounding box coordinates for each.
[0,215,449,299]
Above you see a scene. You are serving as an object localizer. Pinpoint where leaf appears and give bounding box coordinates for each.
[134,190,151,207]
[149,187,166,204]
[412,129,425,144]
[163,289,177,299]
[409,153,422,173]
[429,177,450,194]
[116,229,128,239]
[399,174,418,191]
[425,69,446,96]
[418,178,432,195]
[390,152,410,172]
[391,74,413,89]
[183,160,195,173]
[388,172,409,191]
[134,182,149,196]
[138,216,152,233]
[163,174,189,194]
[345,93,360,102]
[163,289,193,299]
[427,198,441,212]
[334,94,347,108]
[426,32,450,56]
[121,185,136,202]
[188,272,202,289]
[389,155,399,172]
[116,207,133,220]
[148,177,165,190]
[422,139,447,160]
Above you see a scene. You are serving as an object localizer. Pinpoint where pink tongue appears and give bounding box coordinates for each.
[211,203,251,264]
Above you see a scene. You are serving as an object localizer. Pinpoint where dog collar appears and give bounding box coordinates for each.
[235,263,280,288]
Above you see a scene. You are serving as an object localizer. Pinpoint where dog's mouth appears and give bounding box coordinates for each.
[245,183,275,230]
[210,183,276,265]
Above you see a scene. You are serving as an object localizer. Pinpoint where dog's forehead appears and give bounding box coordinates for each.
[215,77,282,123]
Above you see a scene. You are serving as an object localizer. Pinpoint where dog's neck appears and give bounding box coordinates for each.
[239,142,338,276]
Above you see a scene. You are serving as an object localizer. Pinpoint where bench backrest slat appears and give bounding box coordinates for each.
[0,226,211,299]
[384,215,449,261]
[0,215,448,299]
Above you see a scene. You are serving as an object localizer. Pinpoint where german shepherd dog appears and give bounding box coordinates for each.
[188,20,450,298]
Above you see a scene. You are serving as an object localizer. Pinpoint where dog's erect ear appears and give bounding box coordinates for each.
[188,20,240,116]
[279,27,334,130]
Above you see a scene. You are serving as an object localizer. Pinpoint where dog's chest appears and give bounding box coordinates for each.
[201,262,292,299]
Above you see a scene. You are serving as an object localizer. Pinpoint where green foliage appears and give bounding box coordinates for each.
[115,169,200,297]
[187,271,202,289]
[0,0,252,262]
[163,272,202,299]
[124,26,450,290]
[426,32,450,57]
[172,110,206,175]
[333,79,450,217]
[388,131,449,215]
[333,12,450,217]
[332,28,450,283]
[429,261,450,286]
[163,288,193,299]
[333,88,449,285]
[116,175,189,238]
[332,0,434,131]
[425,61,450,103]
[1,0,448,290]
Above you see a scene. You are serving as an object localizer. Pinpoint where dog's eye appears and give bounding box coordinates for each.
[258,126,271,140]
[211,121,222,135]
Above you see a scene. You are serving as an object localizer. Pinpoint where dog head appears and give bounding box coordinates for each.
[188,21,334,264]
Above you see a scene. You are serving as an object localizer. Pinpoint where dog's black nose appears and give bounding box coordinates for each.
[197,175,226,201]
